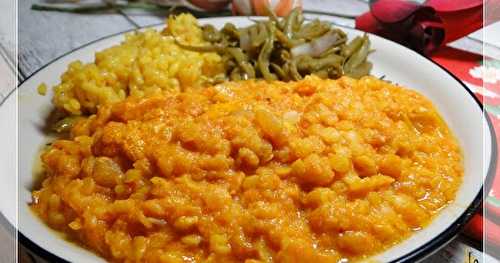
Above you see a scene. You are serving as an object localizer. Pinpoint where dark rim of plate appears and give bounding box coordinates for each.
[7,18,498,263]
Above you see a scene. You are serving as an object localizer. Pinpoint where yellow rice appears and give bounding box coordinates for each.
[51,14,224,115]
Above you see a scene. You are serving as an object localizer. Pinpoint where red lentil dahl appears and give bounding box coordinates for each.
[32,76,463,262]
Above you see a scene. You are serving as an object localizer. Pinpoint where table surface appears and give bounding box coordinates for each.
[14,0,500,82]
[2,0,500,262]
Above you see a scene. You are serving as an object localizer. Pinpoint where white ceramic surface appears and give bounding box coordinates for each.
[2,17,493,262]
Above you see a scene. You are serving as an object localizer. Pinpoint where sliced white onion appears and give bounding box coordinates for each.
[291,30,339,58]
[240,30,251,51]
[290,43,313,57]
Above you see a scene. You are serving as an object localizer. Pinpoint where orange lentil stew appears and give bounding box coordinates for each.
[32,76,463,262]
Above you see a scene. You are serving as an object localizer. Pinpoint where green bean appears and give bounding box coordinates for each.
[343,35,370,73]
[346,61,373,79]
[252,22,268,48]
[275,29,293,48]
[266,5,284,30]
[332,28,348,39]
[326,33,347,47]
[342,36,364,58]
[258,38,277,80]
[293,11,304,32]
[202,24,221,42]
[204,74,227,85]
[320,45,343,58]
[257,23,278,81]
[288,60,302,81]
[279,49,292,64]
[230,67,242,81]
[222,23,240,40]
[271,63,289,81]
[222,52,236,66]
[295,20,330,40]
[226,47,256,79]
[312,69,329,78]
[283,7,300,39]
[52,116,80,133]
[176,8,372,82]
[174,39,223,53]
[296,54,343,72]
[294,55,311,70]
[328,67,342,79]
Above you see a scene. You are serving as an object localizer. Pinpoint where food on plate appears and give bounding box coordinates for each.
[32,76,463,262]
[47,11,371,118]
[179,8,372,81]
[51,14,224,115]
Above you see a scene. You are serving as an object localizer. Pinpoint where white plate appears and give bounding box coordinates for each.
[3,17,496,262]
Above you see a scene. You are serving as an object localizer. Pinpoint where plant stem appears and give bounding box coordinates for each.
[31,2,172,13]
[31,2,232,17]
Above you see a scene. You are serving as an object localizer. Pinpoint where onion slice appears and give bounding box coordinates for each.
[239,29,251,51]
[291,30,340,58]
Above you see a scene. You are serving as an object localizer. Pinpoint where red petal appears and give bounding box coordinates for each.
[370,0,422,23]
[425,0,482,12]
[437,6,483,43]
[411,20,444,55]
[355,12,381,33]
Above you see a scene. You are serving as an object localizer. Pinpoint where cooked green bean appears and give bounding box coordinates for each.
[252,22,268,48]
[288,60,303,81]
[176,8,372,82]
[202,25,221,42]
[297,54,343,72]
[343,35,370,74]
[52,116,81,133]
[295,20,330,40]
[346,61,373,79]
[294,11,304,32]
[342,36,364,58]
[226,47,256,79]
[230,67,242,81]
[275,29,293,48]
[312,69,329,78]
[258,38,277,80]
[271,63,289,81]
[328,67,342,79]
[174,40,223,53]
[222,23,240,40]
[320,43,345,57]
[283,8,300,39]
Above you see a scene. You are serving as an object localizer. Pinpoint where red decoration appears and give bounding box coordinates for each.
[232,0,302,16]
[355,0,497,55]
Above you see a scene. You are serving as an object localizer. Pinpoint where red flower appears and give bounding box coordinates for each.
[355,0,493,55]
